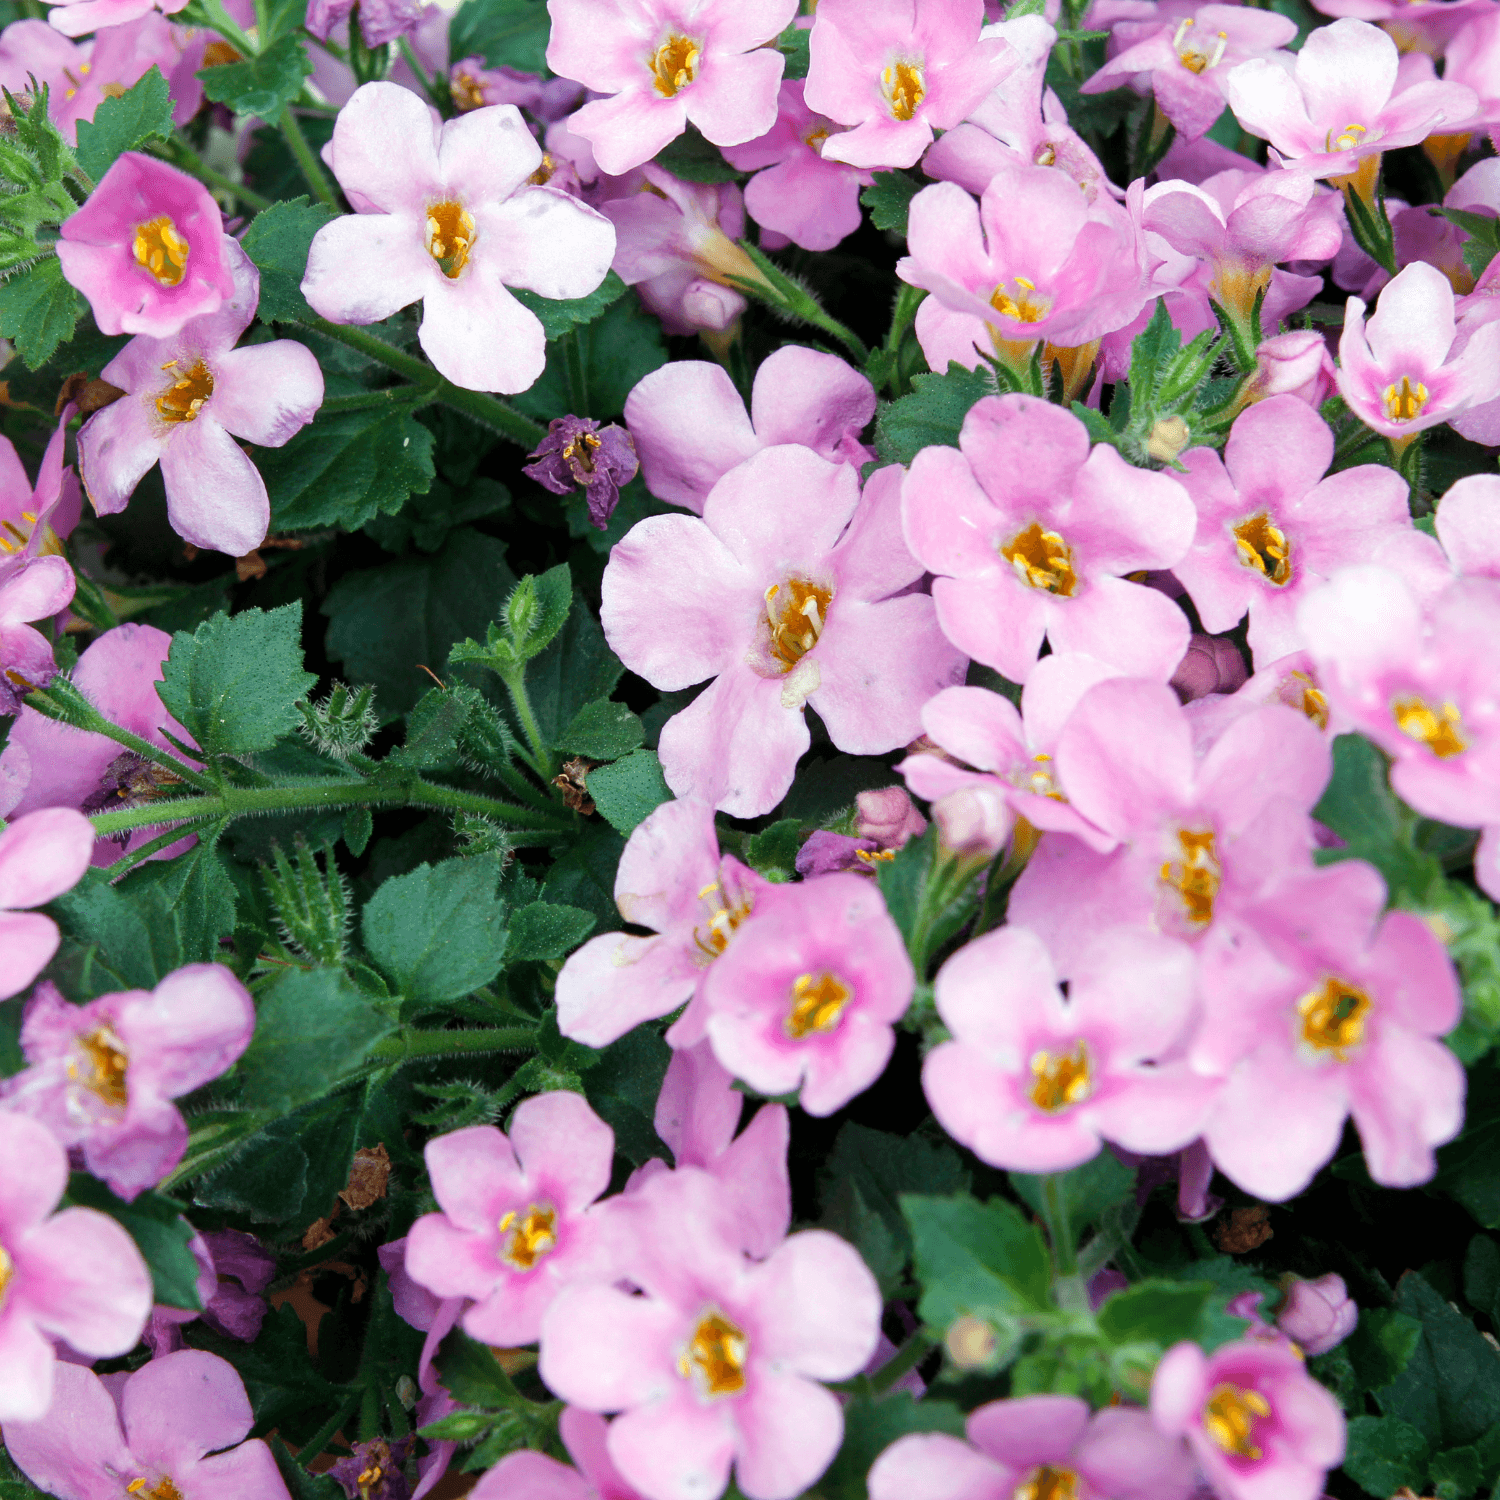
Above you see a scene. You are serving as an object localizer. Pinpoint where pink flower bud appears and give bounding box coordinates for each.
[1276,1274,1358,1355]
[1247,330,1336,408]
[1172,633,1249,703]
[855,785,927,848]
[932,785,1013,860]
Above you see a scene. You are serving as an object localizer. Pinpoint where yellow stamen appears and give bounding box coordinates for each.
[785,971,852,1039]
[126,1478,184,1500]
[133,215,190,287]
[1029,1041,1092,1113]
[529,152,558,186]
[854,846,896,864]
[650,33,700,97]
[497,1203,557,1270]
[425,200,476,279]
[1233,512,1292,586]
[991,275,1049,325]
[1286,671,1329,730]
[1034,142,1057,167]
[1173,17,1228,72]
[678,1310,748,1397]
[881,58,925,121]
[692,879,754,961]
[1001,522,1078,596]
[1203,1383,1271,1459]
[154,360,214,425]
[1014,1466,1082,1500]
[764,577,834,672]
[1393,695,1466,758]
[1160,828,1220,928]
[67,1025,129,1107]
[1383,375,1428,423]
[0,1242,12,1310]
[1297,976,1372,1060]
[1327,121,1368,153]
[450,68,486,110]
[563,431,601,473]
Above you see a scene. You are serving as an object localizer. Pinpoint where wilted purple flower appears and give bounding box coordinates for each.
[306,0,422,47]
[523,415,640,529]
[330,1437,414,1500]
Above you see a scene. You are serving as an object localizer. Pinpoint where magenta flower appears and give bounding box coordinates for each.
[524,415,640,530]
[1,1349,289,1498]
[405,1092,624,1346]
[539,1168,881,1500]
[57,152,235,339]
[0,807,94,1002]
[870,1394,1197,1500]
[804,0,1015,170]
[0,1111,151,1420]
[624,345,874,515]
[901,394,1195,682]
[1172,395,1415,665]
[1151,1337,1345,1500]
[547,0,796,177]
[1,963,256,1200]
[304,83,615,394]
[474,1407,647,1500]
[604,452,964,816]
[78,240,322,557]
[0,407,83,587]
[0,556,75,713]
[1276,1274,1357,1355]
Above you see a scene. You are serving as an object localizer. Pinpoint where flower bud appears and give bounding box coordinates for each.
[1245,330,1336,408]
[1275,1273,1357,1355]
[1146,414,1191,463]
[297,681,378,760]
[855,786,927,848]
[1171,633,1249,703]
[932,785,1012,861]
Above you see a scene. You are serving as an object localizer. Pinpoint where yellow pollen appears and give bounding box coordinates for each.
[1327,121,1368,153]
[991,277,1049,324]
[855,846,896,864]
[1029,1041,1092,1113]
[563,431,601,473]
[1020,751,1064,799]
[1173,17,1228,71]
[1034,142,1057,167]
[154,360,214,425]
[1203,1383,1271,1459]
[1383,375,1428,423]
[426,200,476,279]
[1287,671,1329,730]
[497,1203,556,1270]
[1014,1466,1082,1500]
[451,69,486,110]
[529,152,557,186]
[693,880,754,961]
[1002,521,1078,596]
[1297,976,1372,1060]
[785,971,852,1039]
[133,215,190,287]
[804,123,831,153]
[201,39,241,65]
[0,1242,12,1310]
[765,577,834,672]
[882,58,926,120]
[1233,512,1292,586]
[126,1478,184,1500]
[678,1310,748,1397]
[1161,828,1221,928]
[650,32,700,97]
[357,1465,383,1492]
[1393,695,1466,758]
[67,1025,129,1108]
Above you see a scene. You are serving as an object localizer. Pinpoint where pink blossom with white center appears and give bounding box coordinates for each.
[924,923,1215,1172]
[900,394,1195,683]
[546,0,796,178]
[1084,4,1297,141]
[869,1393,1198,1500]
[0,1110,151,1421]
[474,1407,648,1500]
[1223,18,1477,179]
[603,451,965,818]
[555,799,776,1047]
[1276,1273,1358,1355]
[1,964,256,1201]
[1310,0,1494,57]
[1336,260,1500,439]
[41,0,186,40]
[0,807,93,1001]
[78,240,323,558]
[539,1168,881,1500]
[0,407,82,588]
[804,0,1017,171]
[303,84,615,394]
[57,152,235,339]
[1197,859,1463,1197]
[0,557,75,714]
[1,1350,289,1499]
[405,1092,625,1347]
[719,82,874,252]
[1151,1337,1345,1500]
[685,871,913,1116]
[1173,395,1415,665]
[624,346,874,514]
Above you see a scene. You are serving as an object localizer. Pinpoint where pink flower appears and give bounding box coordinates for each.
[41,0,187,40]
[1444,10,1500,134]
[931,784,1014,862]
[555,799,776,1047]
[1310,0,1494,58]
[405,1092,623,1347]
[474,1407,647,1500]
[304,83,615,394]
[57,152,235,339]
[0,557,75,713]
[624,345,875,514]
[1336,260,1500,439]
[0,807,94,1002]
[901,394,1195,682]
[1151,1338,1345,1500]
[603,452,965,817]
[1241,328,1337,407]
[1223,18,1477,178]
[1,1350,288,1498]
[923,923,1214,1172]
[78,240,323,557]
[804,0,1016,170]
[870,1394,1197,1500]
[1172,395,1415,665]
[1183,648,1348,749]
[539,1168,881,1500]
[1276,1274,1357,1355]
[1433,473,1500,578]
[547,0,796,177]
[1,964,256,1200]
[0,1111,151,1421]
[0,407,83,586]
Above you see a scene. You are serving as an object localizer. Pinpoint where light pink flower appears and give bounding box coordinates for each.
[0,807,94,1002]
[901,394,1195,682]
[870,1394,1197,1500]
[1310,0,1494,58]
[0,557,75,713]
[1151,1337,1345,1500]
[1182,648,1350,750]
[624,345,874,514]
[41,0,187,40]
[931,784,1014,861]
[603,452,965,817]
[1443,9,1500,133]
[539,1168,881,1500]
[405,1092,623,1347]
[1241,328,1337,407]
[923,923,1214,1172]
[1276,1274,1357,1355]
[1173,395,1414,665]
[547,0,797,177]
[78,240,323,557]
[304,83,615,394]
[474,1407,647,1500]
[0,1110,152,1421]
[0,407,83,588]
[1433,473,1500,579]
[804,0,1016,170]
[1,964,256,1200]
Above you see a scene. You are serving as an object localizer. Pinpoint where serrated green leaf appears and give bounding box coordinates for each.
[561,697,645,760]
[862,170,922,235]
[198,34,312,117]
[1348,1307,1424,1393]
[65,1175,203,1310]
[269,1438,343,1500]
[49,868,186,993]
[652,123,741,183]
[0,255,81,368]
[744,818,802,881]
[448,0,550,72]
[513,268,627,340]
[581,1024,672,1167]
[508,563,572,661]
[513,289,668,421]
[505,900,595,962]
[74,68,174,181]
[875,362,992,465]
[587,749,672,835]
[1010,1154,1136,1250]
[239,196,337,323]
[903,1191,1052,1327]
[125,837,238,962]
[1096,1279,1214,1348]
[1344,1415,1432,1498]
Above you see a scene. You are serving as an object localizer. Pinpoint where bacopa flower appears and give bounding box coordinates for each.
[303,83,616,394]
[0,556,75,713]
[40,0,187,40]
[0,806,95,1002]
[1241,328,1338,408]
[0,406,82,587]
[523,415,640,530]
[475,1407,647,1500]
[1,963,256,1200]
[1275,1273,1358,1355]
[78,240,323,557]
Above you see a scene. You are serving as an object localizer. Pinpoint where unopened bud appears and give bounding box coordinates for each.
[263,835,351,965]
[932,785,1011,861]
[1145,414,1191,463]
[855,786,927,848]
[297,682,377,760]
[1244,330,1336,409]
[945,1316,997,1370]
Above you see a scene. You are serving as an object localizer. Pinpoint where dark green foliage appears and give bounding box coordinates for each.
[74,67,174,180]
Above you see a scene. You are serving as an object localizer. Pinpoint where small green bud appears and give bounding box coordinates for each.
[262,836,351,965]
[297,682,378,760]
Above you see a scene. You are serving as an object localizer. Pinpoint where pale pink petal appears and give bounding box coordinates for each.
[686,47,784,146]
[607,1396,736,1500]
[120,1349,252,1466]
[0,1359,132,1483]
[868,1431,1013,1500]
[1348,1031,1464,1186]
[301,210,435,325]
[417,260,546,395]
[18,1207,152,1355]
[0,910,62,1001]
[477,190,617,300]
[1044,576,1191,681]
[435,102,541,201]
[570,90,689,178]
[327,81,441,214]
[750,1231,881,1379]
[555,931,700,1048]
[965,1394,1090,1468]
[624,361,759,513]
[539,1283,681,1411]
[158,418,268,557]
[210,341,325,448]
[509,1091,614,1211]
[0,806,95,909]
[119,963,255,1099]
[734,1374,844,1500]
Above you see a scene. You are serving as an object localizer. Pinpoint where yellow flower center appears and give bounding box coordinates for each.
[498,1203,557,1270]
[1002,521,1078,596]
[1233,512,1292,586]
[1285,670,1329,729]
[1161,828,1221,929]
[1034,142,1057,167]
[692,878,754,961]
[1384,375,1428,423]
[1029,1041,1092,1113]
[882,58,926,121]
[0,508,60,558]
[1014,1466,1082,1500]
[678,1310,748,1398]
[990,276,1050,325]
[426,201,476,279]
[1173,17,1228,72]
[1393,695,1466,757]
[450,68,486,110]
[564,430,600,474]
[0,1242,13,1311]
[1204,1383,1271,1459]
[651,32,700,97]
[67,1025,129,1108]
[1327,121,1368,153]
[529,153,558,187]
[1297,976,1372,1060]
[155,359,214,425]
[765,577,834,672]
[804,123,831,153]
[785,971,852,1040]
[126,1478,185,1500]
[133,215,190,287]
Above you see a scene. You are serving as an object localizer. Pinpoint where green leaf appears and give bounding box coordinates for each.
[861,170,922,235]
[158,603,316,757]
[875,824,983,967]
[588,749,673,835]
[1095,1279,1217,1349]
[49,868,186,993]
[240,196,337,323]
[1434,1059,1500,1227]
[875,363,992,465]
[512,269,628,340]
[364,856,509,1004]
[125,838,239,962]
[508,563,573,661]
[518,589,625,747]
[1010,1154,1136,1249]
[774,19,811,79]
[653,123,741,183]
[448,0,550,73]
[0,255,81,368]
[65,1175,203,1310]
[583,1024,673,1167]
[505,901,596,962]
[436,1326,524,1408]
[198,33,312,117]
[903,1191,1052,1329]
[1466,1235,1500,1328]
[74,67,174,181]
[1344,1415,1432,1499]
[513,289,668,421]
[1430,1443,1486,1495]
[544,820,627,934]
[818,1392,967,1500]
[561,698,645,760]
[744,818,802,882]
[1348,1307,1424,1393]
[269,1439,343,1500]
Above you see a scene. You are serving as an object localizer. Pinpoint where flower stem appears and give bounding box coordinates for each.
[399,35,448,113]
[318,386,433,414]
[280,108,339,209]
[368,1024,539,1065]
[498,666,554,780]
[298,1392,361,1470]
[1041,1173,1079,1277]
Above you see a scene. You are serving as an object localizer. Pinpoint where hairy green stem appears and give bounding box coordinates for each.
[299,1392,361,1470]
[25,685,216,791]
[108,820,219,876]
[280,108,339,209]
[498,669,554,781]
[369,1025,538,1065]
[318,386,433,414]
[1042,1173,1079,1277]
